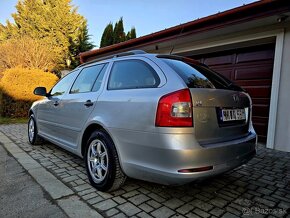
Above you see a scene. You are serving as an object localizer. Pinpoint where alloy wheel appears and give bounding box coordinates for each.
[87,139,108,183]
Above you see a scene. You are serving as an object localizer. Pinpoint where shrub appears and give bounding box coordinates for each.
[0,36,58,73]
[0,67,58,117]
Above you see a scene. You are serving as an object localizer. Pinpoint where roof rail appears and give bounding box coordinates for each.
[78,50,147,68]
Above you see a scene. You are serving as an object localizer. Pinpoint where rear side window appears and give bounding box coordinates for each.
[161,58,243,91]
[70,64,107,94]
[162,58,214,88]
[108,60,160,90]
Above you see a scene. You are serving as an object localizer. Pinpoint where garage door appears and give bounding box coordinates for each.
[191,44,275,142]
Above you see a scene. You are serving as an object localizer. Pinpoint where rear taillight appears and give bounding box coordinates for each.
[155,89,193,127]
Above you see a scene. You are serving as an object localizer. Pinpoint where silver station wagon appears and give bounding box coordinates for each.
[29,50,257,191]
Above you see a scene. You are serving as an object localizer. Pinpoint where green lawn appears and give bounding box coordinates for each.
[0,117,28,124]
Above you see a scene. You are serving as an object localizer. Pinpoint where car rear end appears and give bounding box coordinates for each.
[145,55,257,185]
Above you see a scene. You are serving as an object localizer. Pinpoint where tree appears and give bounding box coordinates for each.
[100,23,113,48]
[100,17,137,48]
[69,20,95,68]
[130,27,136,39]
[126,27,136,40]
[0,0,94,69]
[113,17,126,44]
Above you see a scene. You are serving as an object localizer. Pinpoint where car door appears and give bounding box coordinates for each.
[37,70,79,140]
[54,63,109,148]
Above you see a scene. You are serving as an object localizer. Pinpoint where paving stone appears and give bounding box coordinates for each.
[93,199,117,211]
[88,196,104,205]
[122,190,139,198]
[225,206,241,216]
[138,187,151,195]
[82,192,98,200]
[256,187,273,195]
[193,208,210,218]
[75,179,86,185]
[253,197,276,207]
[147,200,162,209]
[54,169,66,173]
[62,175,78,183]
[129,194,150,205]
[195,201,213,212]
[221,212,239,218]
[78,173,88,180]
[151,206,175,218]
[137,211,153,218]
[278,201,290,209]
[122,183,140,192]
[148,193,166,203]
[117,202,141,216]
[113,196,127,204]
[176,203,195,215]
[74,183,92,192]
[181,196,194,202]
[78,188,96,196]
[139,203,154,213]
[105,208,119,217]
[209,208,225,217]
[97,191,113,199]
[112,213,127,218]
[195,194,210,201]
[111,189,126,196]
[68,169,81,175]
[186,212,201,218]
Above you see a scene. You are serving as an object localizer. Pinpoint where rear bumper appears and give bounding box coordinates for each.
[113,128,257,185]
[155,137,256,185]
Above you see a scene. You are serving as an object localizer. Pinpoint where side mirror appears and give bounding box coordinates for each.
[33,87,47,96]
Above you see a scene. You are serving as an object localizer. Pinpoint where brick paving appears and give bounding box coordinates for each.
[1,124,290,218]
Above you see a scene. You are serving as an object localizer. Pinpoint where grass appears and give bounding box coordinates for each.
[0,117,28,124]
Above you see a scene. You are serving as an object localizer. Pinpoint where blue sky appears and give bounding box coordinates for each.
[0,0,257,48]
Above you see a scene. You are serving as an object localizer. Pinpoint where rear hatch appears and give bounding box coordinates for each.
[190,88,250,145]
[160,56,251,145]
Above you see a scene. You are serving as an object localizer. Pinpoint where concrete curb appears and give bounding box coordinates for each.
[0,131,103,218]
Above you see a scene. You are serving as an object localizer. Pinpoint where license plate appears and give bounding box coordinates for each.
[221,108,246,122]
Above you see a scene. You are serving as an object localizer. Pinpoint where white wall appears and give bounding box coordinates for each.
[274,27,290,152]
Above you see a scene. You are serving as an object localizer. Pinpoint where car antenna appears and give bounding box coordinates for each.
[169,26,184,55]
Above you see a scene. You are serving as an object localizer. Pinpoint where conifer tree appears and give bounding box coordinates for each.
[113,17,126,44]
[69,20,95,67]
[126,31,131,41]
[100,17,136,47]
[100,23,113,48]
[130,27,136,39]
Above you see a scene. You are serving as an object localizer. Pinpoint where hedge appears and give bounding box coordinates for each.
[0,67,58,117]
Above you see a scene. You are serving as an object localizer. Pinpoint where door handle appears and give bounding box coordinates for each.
[53,101,59,106]
[84,100,93,107]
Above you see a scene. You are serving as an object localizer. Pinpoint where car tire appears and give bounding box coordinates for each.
[28,114,43,145]
[85,129,126,192]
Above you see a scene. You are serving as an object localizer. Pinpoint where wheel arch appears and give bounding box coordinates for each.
[28,109,33,117]
[81,123,122,165]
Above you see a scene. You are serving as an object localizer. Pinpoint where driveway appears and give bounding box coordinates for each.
[0,124,289,218]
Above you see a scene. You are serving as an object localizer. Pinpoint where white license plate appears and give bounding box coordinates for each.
[221,108,246,122]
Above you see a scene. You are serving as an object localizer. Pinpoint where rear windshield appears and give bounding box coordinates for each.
[161,58,243,91]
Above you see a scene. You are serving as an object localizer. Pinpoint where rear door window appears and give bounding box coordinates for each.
[70,63,107,94]
[108,60,160,90]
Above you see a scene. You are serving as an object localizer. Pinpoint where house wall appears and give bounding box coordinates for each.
[274,27,290,152]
